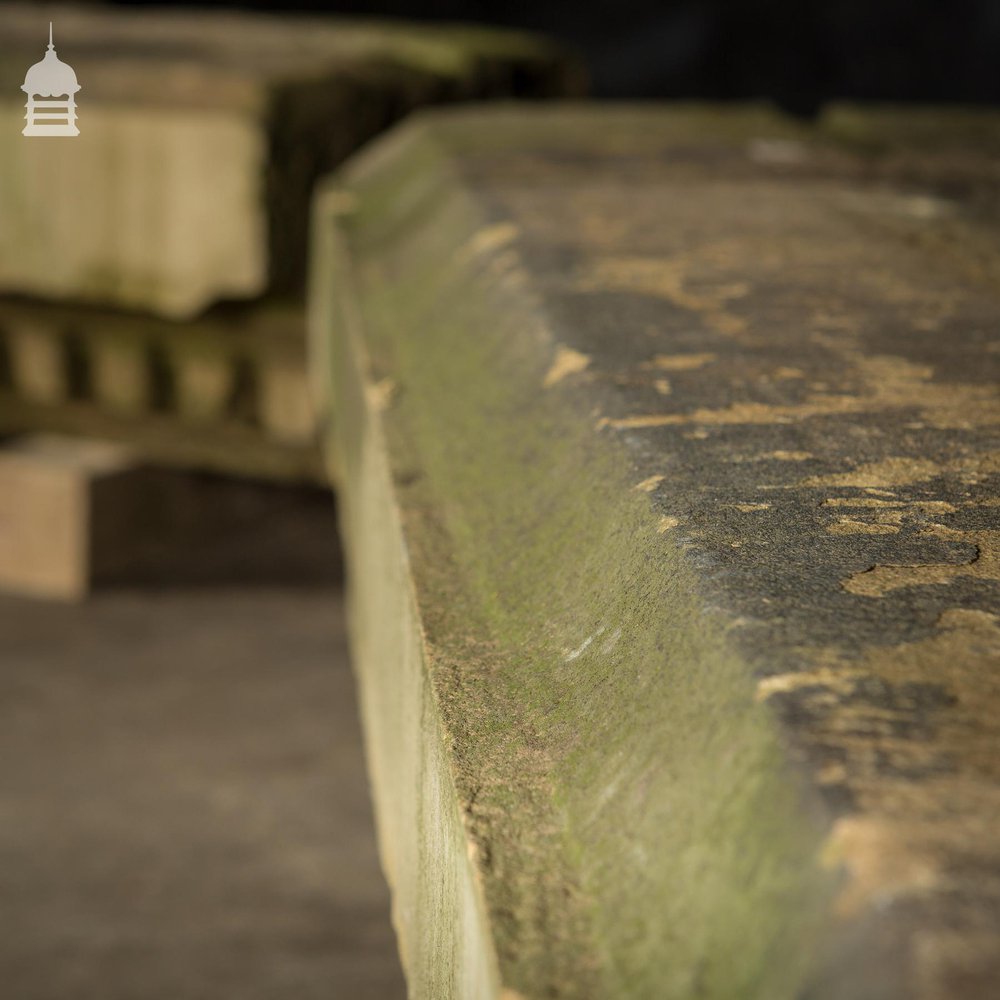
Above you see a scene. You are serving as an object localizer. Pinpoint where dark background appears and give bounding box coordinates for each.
[109,0,1000,114]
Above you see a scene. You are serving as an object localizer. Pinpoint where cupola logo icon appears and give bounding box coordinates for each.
[21,23,80,136]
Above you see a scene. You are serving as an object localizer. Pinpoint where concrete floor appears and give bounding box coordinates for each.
[0,581,406,999]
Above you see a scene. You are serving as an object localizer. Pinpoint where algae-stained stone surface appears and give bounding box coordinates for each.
[311,104,1000,999]
[0,3,579,319]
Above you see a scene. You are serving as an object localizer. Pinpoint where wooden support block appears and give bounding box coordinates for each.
[0,3,581,318]
[311,105,1000,1000]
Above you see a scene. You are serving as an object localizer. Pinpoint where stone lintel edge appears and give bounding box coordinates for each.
[309,177,506,998]
[310,109,860,998]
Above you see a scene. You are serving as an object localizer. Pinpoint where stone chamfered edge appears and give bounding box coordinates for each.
[309,103,1000,999]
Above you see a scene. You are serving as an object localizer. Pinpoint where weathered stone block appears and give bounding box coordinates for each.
[258,356,315,445]
[5,315,67,404]
[0,3,581,319]
[0,432,340,599]
[0,298,322,481]
[89,330,151,415]
[311,105,1000,999]
[0,435,137,599]
[168,346,237,424]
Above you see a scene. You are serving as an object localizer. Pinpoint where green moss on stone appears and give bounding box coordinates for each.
[325,116,839,998]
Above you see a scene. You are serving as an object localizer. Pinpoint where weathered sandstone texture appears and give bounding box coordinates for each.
[312,105,1000,999]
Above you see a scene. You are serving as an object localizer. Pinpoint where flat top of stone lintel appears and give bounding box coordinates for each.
[347,105,1000,662]
[333,104,1000,996]
[364,102,1000,696]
